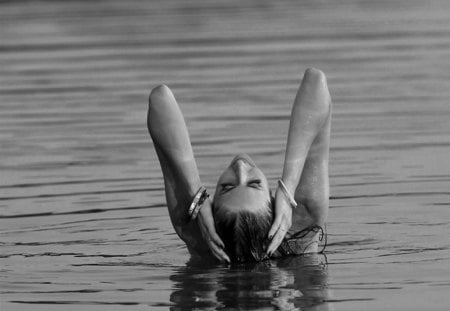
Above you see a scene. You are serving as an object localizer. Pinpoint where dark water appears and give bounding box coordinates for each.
[1,0,450,310]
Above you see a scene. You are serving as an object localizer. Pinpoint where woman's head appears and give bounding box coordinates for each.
[213,154,273,262]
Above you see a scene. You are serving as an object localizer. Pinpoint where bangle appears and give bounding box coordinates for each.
[188,186,209,221]
[277,179,298,209]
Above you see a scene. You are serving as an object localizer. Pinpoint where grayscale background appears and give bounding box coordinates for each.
[1,0,449,310]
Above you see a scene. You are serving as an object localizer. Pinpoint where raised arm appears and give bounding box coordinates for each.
[266,68,331,256]
[148,85,229,262]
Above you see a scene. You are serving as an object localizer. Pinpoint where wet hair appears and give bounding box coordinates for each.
[213,199,273,262]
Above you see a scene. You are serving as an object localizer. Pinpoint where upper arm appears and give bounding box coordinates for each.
[147,85,202,225]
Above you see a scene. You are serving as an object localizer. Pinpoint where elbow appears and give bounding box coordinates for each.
[303,68,327,85]
[301,68,332,117]
[147,84,174,128]
[304,197,329,226]
[149,84,172,106]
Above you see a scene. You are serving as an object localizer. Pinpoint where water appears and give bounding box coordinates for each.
[1,0,450,310]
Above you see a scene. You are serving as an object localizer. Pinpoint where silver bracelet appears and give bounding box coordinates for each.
[188,186,209,221]
[277,179,298,209]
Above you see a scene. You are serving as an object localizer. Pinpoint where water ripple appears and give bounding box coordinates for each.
[2,0,450,309]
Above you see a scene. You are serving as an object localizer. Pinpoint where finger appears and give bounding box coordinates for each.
[198,216,225,249]
[201,217,225,249]
[208,230,225,250]
[266,226,288,255]
[198,218,229,262]
[197,204,222,239]
[267,216,282,239]
[197,216,208,236]
[266,229,280,255]
[208,240,230,263]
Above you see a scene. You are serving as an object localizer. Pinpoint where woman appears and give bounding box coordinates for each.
[147,68,331,263]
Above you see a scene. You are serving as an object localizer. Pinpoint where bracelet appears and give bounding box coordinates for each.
[277,179,298,209]
[188,186,209,221]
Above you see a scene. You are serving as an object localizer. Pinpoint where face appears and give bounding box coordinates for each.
[214,154,271,215]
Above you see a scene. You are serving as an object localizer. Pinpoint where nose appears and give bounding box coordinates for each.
[233,159,251,185]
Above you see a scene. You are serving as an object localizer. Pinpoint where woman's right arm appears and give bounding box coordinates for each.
[148,85,230,262]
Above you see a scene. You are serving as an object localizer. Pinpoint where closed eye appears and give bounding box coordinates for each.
[247,179,262,188]
[220,183,235,193]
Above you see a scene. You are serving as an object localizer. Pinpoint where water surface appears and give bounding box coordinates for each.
[1,0,450,310]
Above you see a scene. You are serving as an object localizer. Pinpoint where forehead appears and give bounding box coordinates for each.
[214,187,270,214]
[214,177,270,208]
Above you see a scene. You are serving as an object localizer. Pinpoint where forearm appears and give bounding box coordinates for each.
[280,105,319,193]
[281,70,330,194]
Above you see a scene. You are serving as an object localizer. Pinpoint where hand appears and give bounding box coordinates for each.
[197,198,231,263]
[266,187,293,256]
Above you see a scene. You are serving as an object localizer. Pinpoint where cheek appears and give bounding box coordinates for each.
[259,182,271,198]
[255,171,269,190]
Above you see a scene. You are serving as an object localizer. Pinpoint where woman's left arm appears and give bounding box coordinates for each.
[266,69,331,255]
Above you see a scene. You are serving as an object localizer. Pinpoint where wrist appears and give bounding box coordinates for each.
[277,179,298,209]
[188,186,210,221]
[278,176,296,193]
[281,158,303,191]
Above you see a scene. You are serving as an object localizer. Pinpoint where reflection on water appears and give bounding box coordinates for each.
[1,0,450,310]
[171,255,333,310]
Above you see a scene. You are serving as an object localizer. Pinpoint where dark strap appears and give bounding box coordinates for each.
[277,224,327,256]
